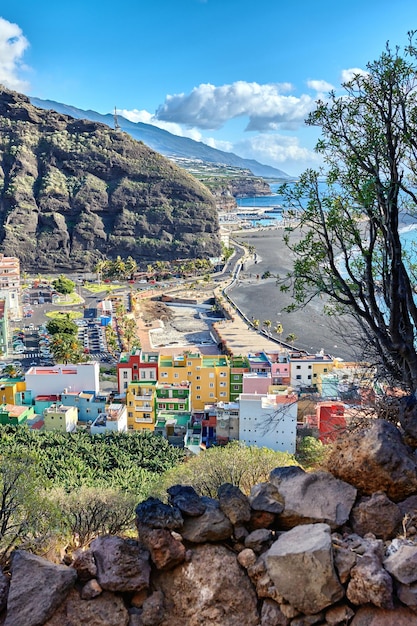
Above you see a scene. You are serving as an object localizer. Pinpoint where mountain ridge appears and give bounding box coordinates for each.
[0,86,220,271]
[30,97,291,180]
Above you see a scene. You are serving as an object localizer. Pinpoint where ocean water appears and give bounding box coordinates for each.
[237,184,417,248]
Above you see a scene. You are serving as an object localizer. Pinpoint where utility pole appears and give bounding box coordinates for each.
[114,106,121,131]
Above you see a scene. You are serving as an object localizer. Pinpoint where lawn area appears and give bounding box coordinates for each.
[83,282,121,294]
[53,292,84,306]
[45,310,83,320]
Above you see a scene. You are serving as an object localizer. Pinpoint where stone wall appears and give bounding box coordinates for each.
[3,418,417,624]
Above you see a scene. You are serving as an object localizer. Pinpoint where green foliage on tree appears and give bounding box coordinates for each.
[53,487,137,549]
[279,34,417,391]
[52,274,75,295]
[50,334,85,364]
[295,436,327,469]
[0,453,62,563]
[154,440,298,498]
[46,318,78,336]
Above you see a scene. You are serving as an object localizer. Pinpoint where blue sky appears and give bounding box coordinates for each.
[1,1,417,176]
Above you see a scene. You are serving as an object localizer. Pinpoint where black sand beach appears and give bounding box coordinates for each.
[228,228,362,362]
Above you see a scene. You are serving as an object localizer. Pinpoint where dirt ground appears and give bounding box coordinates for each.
[137,297,217,352]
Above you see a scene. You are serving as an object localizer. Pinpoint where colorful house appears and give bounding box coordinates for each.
[90,403,127,434]
[229,355,250,402]
[60,391,108,423]
[0,377,26,405]
[43,404,78,433]
[158,352,229,410]
[126,381,157,431]
[289,351,334,389]
[0,403,34,426]
[117,349,159,392]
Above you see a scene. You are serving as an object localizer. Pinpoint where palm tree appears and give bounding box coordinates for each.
[50,335,84,364]
[263,320,272,336]
[123,318,139,351]
[125,256,138,280]
[274,322,284,342]
[285,333,298,348]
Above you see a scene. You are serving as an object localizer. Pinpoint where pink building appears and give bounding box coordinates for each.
[242,372,272,395]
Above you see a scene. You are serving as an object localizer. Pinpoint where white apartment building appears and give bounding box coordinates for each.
[239,391,298,453]
[25,362,100,397]
[0,255,20,319]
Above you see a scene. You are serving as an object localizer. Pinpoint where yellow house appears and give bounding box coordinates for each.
[158,353,230,411]
[126,381,157,431]
[0,378,26,405]
[43,404,78,432]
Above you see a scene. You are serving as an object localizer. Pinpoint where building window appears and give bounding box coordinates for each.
[133,364,138,369]
[133,375,138,381]
[196,395,201,400]
[324,368,328,372]
[233,385,240,391]
[209,383,214,388]
[128,412,133,418]
[296,375,302,380]
[220,372,226,377]
[174,373,179,379]
[196,386,201,390]
[123,372,128,379]
[209,373,214,378]
[178,404,185,410]
[161,372,168,378]
[220,392,226,397]
[141,371,146,379]
[296,365,301,370]
[196,376,201,380]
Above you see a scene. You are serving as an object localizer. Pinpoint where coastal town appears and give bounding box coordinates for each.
[0,250,375,456]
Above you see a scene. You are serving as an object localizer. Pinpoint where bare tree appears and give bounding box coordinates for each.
[280,33,417,393]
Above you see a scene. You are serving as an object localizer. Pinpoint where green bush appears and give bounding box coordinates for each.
[155,440,299,499]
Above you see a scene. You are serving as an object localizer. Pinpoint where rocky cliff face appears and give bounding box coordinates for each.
[204,176,271,211]
[0,86,221,270]
[4,418,417,624]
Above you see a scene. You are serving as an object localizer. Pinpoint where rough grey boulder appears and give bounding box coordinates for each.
[326,419,417,501]
[350,491,402,539]
[167,484,206,517]
[44,588,129,626]
[153,543,259,626]
[265,523,344,614]
[249,481,284,514]
[383,543,417,584]
[218,483,251,525]
[180,496,233,542]
[5,550,77,626]
[91,536,150,592]
[269,467,357,529]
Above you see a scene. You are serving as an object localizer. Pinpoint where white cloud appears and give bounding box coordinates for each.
[0,17,30,91]
[307,79,334,93]
[233,133,322,174]
[341,67,368,83]
[118,107,205,141]
[155,81,316,131]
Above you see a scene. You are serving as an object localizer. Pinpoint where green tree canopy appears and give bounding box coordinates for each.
[46,318,78,336]
[52,275,75,295]
[280,33,417,392]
